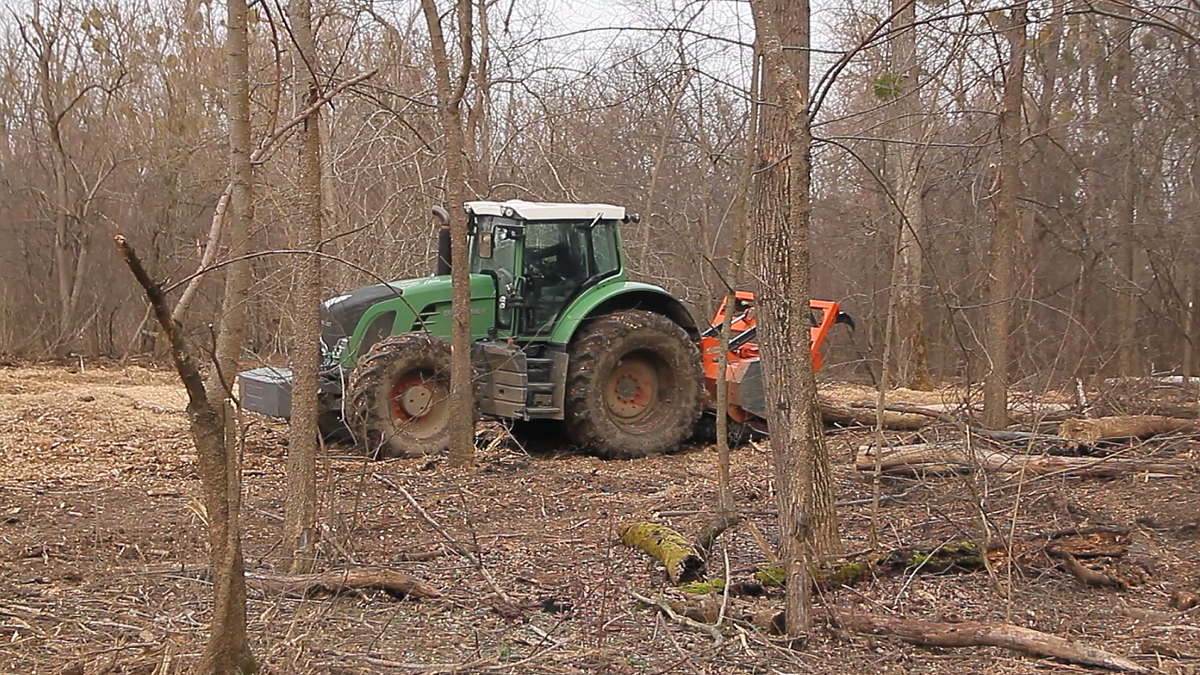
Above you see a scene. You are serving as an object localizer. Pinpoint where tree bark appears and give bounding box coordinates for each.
[748,0,840,635]
[828,611,1147,673]
[982,7,1026,429]
[1114,22,1140,378]
[421,0,475,467]
[283,0,322,576]
[855,442,1189,478]
[888,0,932,391]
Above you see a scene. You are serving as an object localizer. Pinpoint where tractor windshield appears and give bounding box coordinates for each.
[470,216,521,291]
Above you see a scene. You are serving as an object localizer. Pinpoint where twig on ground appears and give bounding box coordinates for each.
[372,472,515,607]
[629,590,724,647]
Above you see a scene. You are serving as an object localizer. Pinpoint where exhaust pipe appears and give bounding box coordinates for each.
[432,205,451,276]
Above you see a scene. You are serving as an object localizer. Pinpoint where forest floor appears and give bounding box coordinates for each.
[1,360,1199,675]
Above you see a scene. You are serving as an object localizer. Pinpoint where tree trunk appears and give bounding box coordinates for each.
[982,8,1026,429]
[191,0,256,668]
[714,47,760,515]
[465,0,491,195]
[1114,22,1140,377]
[828,611,1147,673]
[113,238,255,675]
[283,0,322,576]
[421,0,475,467]
[247,568,440,599]
[888,0,932,391]
[856,441,1189,478]
[26,5,77,351]
[748,0,840,635]
[1058,415,1200,443]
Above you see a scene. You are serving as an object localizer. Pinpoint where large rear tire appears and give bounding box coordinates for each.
[564,310,704,459]
[347,333,457,459]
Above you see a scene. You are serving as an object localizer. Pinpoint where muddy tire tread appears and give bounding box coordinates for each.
[564,310,703,460]
[347,332,458,459]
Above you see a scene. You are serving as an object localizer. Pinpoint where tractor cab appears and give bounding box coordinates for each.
[465,201,630,339]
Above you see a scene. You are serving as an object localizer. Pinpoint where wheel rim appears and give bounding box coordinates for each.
[389,372,450,439]
[603,351,668,428]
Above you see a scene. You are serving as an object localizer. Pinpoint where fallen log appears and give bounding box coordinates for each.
[752,540,990,590]
[618,521,705,584]
[246,568,440,599]
[820,396,929,430]
[850,401,1078,445]
[1058,415,1200,443]
[856,442,1191,478]
[827,611,1147,673]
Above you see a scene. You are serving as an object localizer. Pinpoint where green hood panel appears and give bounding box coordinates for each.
[331,274,497,368]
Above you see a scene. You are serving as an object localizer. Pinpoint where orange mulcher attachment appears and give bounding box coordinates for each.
[698,291,854,430]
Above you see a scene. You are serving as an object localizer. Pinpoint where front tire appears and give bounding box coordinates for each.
[347,333,455,459]
[564,310,704,459]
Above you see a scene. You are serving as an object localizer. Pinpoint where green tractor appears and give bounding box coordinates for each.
[237,199,706,460]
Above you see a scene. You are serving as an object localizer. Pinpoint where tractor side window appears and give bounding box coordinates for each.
[590,221,621,279]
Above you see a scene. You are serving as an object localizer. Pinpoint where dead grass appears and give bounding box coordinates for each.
[2,361,1198,675]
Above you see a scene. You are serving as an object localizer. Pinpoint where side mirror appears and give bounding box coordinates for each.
[478,231,494,259]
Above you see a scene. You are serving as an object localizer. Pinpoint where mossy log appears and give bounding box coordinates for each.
[1058,415,1200,443]
[618,521,705,584]
[753,540,989,590]
[856,442,1190,477]
[247,568,441,599]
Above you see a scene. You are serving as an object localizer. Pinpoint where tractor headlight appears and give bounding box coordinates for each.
[323,337,349,364]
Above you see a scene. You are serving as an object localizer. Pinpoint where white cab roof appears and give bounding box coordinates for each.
[464,199,625,221]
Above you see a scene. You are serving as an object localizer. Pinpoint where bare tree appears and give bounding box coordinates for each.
[192,0,256,667]
[19,0,125,352]
[748,0,839,634]
[982,4,1027,429]
[885,0,933,391]
[1114,19,1142,377]
[282,0,322,576]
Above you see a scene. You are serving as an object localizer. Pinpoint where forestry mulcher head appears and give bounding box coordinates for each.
[697,291,854,436]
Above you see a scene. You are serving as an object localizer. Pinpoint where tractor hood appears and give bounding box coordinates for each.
[321,275,452,345]
[320,274,499,367]
[320,282,405,350]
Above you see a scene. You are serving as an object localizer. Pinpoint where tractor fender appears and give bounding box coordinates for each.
[549,281,703,345]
